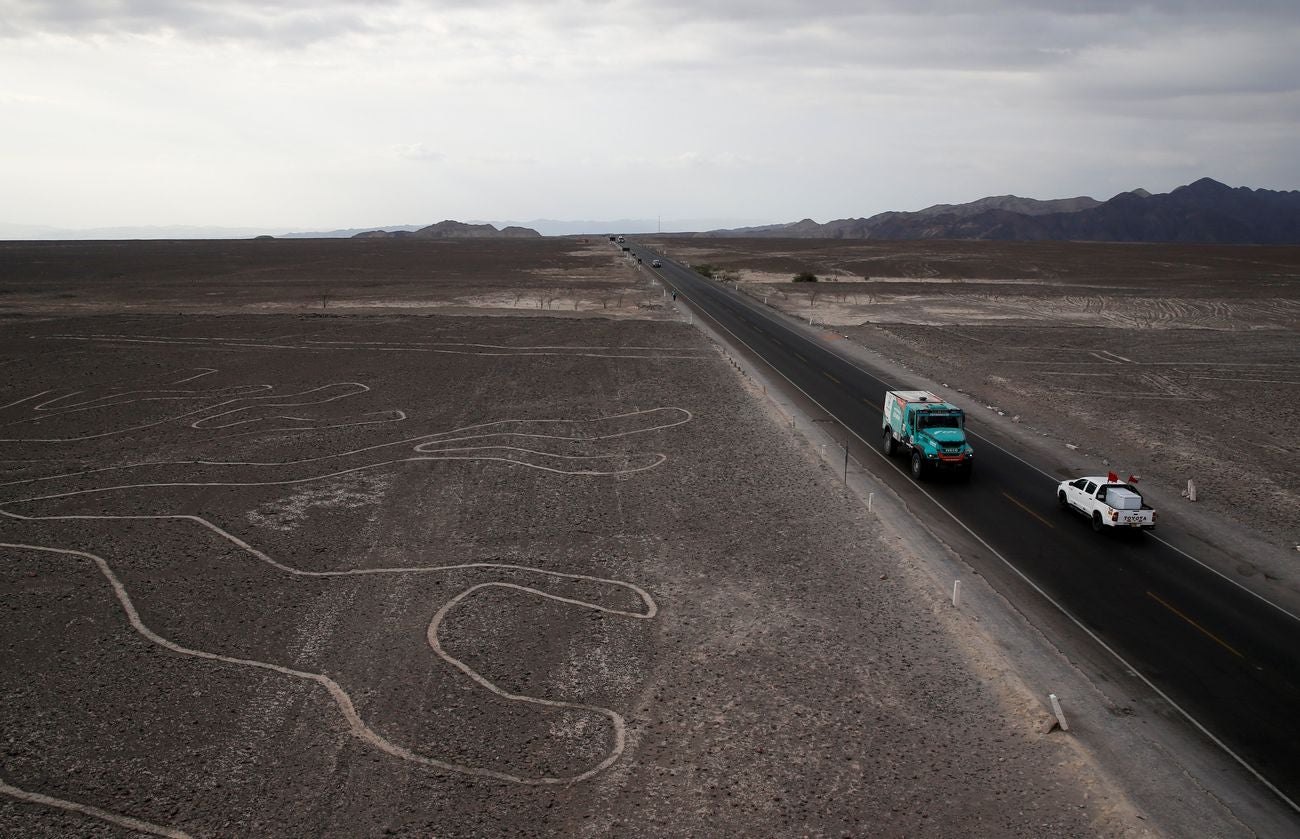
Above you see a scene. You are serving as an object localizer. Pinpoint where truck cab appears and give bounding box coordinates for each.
[881,390,974,481]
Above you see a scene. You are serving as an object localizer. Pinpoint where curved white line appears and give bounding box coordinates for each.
[0,408,692,490]
[0,773,192,838]
[0,542,654,785]
[0,383,370,443]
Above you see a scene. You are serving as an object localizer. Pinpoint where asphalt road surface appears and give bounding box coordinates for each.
[636,244,1300,814]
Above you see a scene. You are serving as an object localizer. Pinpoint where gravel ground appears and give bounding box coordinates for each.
[1,311,1146,837]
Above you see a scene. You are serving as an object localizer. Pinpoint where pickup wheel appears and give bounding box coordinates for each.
[882,429,895,457]
[1091,511,1104,532]
[910,451,925,480]
[1058,490,1068,509]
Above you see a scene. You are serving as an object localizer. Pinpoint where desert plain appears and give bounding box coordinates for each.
[1,236,1296,837]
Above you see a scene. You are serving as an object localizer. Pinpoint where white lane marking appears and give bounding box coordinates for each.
[663,263,1300,814]
[666,264,1300,627]
[0,774,192,838]
[0,543,654,787]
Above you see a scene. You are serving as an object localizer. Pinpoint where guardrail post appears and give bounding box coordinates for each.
[1049,694,1069,731]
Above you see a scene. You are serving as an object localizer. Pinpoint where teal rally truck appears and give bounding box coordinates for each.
[881,390,974,481]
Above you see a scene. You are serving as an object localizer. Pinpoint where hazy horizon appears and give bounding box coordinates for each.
[3,1,1297,231]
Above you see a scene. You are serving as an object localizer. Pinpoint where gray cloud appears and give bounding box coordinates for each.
[0,0,397,45]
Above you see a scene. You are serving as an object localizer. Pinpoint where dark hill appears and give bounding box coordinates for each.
[354,220,541,239]
[702,179,1300,244]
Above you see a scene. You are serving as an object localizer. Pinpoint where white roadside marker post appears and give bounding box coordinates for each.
[1049,693,1069,731]
[867,492,873,512]
[952,580,962,608]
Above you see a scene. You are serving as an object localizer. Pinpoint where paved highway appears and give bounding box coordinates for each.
[635,244,1300,813]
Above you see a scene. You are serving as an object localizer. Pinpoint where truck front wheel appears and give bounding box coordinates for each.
[910,452,925,480]
[882,429,895,457]
[1091,511,1104,532]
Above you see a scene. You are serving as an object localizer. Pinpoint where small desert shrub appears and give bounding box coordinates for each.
[693,264,718,279]
[792,271,819,283]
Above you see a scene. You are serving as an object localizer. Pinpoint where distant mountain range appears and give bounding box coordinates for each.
[352,220,540,239]
[0,217,766,240]
[704,179,1300,244]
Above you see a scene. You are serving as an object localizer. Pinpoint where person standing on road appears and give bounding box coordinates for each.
[671,291,677,301]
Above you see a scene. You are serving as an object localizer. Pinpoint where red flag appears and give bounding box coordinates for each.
[1107,471,1118,483]
[1127,474,1140,484]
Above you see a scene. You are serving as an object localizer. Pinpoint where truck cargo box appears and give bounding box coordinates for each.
[1104,487,1142,510]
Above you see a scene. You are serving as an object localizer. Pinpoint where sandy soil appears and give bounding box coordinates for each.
[0,294,1147,835]
[648,237,1300,549]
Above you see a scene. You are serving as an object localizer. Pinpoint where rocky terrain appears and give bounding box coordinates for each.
[0,239,1153,837]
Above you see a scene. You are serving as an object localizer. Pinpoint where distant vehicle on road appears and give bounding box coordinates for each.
[1058,474,1155,532]
[617,235,626,243]
[651,259,661,268]
[881,390,973,481]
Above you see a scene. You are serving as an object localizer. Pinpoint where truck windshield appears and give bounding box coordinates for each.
[918,415,960,429]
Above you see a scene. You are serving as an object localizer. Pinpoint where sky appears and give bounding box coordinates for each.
[2,0,1298,233]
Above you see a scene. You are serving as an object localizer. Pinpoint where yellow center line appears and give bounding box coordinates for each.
[823,372,840,384]
[1147,591,1244,659]
[1001,491,1055,529]
[793,352,807,362]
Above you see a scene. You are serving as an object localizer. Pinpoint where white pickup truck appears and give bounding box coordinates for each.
[1057,476,1156,532]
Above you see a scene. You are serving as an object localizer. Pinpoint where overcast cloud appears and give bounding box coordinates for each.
[2,0,1297,231]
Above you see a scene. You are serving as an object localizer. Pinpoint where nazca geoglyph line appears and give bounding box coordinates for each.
[0,402,686,831]
[0,774,192,839]
[47,333,711,359]
[0,381,403,442]
[0,406,693,492]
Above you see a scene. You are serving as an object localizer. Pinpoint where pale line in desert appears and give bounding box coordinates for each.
[13,385,271,422]
[0,541,654,786]
[0,407,693,491]
[50,333,704,353]
[304,340,704,352]
[0,391,55,412]
[0,775,191,839]
[1,450,668,509]
[45,334,708,359]
[170,368,218,384]
[0,382,374,443]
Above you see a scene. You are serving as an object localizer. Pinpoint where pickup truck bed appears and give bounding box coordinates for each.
[1058,476,1156,532]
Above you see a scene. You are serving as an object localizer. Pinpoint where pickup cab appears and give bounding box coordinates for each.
[1057,476,1156,532]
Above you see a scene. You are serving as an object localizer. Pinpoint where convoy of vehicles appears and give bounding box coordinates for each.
[1058,474,1156,532]
[881,390,974,481]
